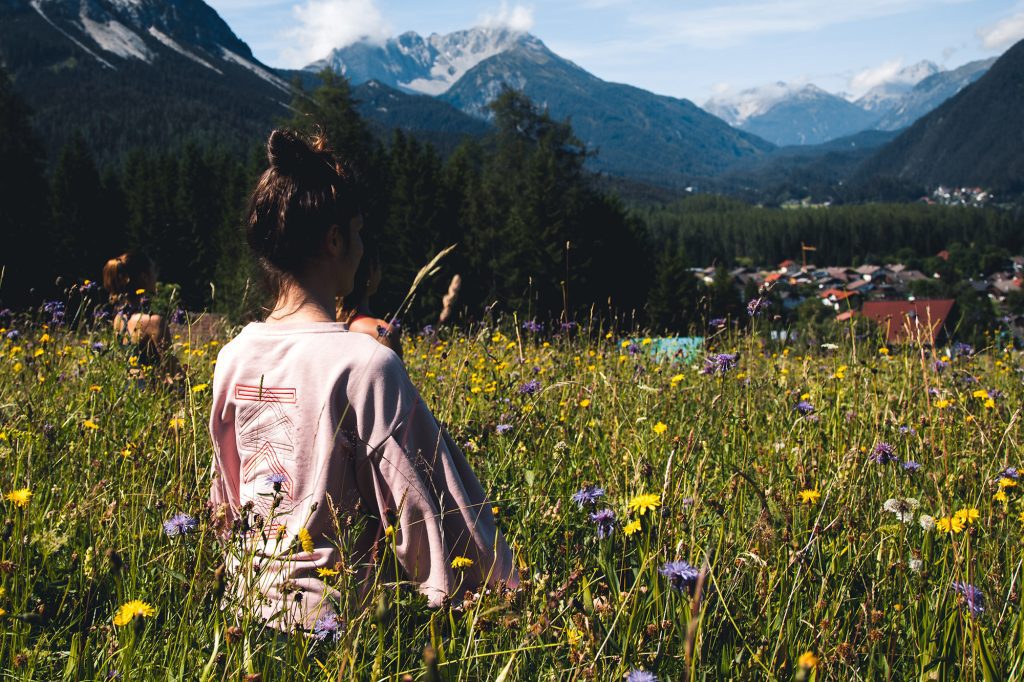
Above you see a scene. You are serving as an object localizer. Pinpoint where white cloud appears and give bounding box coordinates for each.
[631,0,974,49]
[977,11,1024,50]
[279,0,391,68]
[849,57,905,93]
[479,1,535,32]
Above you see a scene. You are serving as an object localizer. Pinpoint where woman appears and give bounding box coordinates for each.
[208,130,516,633]
[102,251,179,374]
[337,239,403,359]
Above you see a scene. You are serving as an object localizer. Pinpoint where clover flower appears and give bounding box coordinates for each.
[572,485,605,508]
[163,512,198,537]
[659,560,700,591]
[312,613,344,641]
[589,508,616,539]
[869,442,897,465]
[951,581,984,618]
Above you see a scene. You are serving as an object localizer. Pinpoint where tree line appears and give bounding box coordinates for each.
[2,66,1022,334]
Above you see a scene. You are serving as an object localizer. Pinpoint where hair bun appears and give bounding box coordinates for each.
[267,129,317,175]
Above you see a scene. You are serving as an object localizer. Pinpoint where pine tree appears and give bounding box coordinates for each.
[50,131,109,283]
[0,66,50,303]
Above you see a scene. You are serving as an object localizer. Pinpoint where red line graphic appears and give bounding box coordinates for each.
[235,384,297,403]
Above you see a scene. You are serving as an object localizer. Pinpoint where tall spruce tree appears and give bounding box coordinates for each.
[0,65,50,304]
[50,131,112,283]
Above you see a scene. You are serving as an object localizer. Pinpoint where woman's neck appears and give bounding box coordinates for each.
[267,277,337,324]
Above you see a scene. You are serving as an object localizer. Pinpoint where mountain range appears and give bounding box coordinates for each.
[703,59,994,146]
[1,0,1019,197]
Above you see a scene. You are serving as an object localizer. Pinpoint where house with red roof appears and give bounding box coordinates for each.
[860,300,956,345]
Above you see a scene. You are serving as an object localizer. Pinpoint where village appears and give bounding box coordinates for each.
[695,250,1024,344]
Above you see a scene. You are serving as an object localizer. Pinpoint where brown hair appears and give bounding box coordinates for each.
[102,251,155,303]
[337,237,380,321]
[246,129,359,292]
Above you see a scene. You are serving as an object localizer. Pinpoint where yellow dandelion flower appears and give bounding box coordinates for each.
[955,507,979,524]
[994,490,1009,503]
[298,528,314,553]
[38,333,51,343]
[623,519,642,536]
[999,478,1017,489]
[798,489,821,505]
[935,399,953,409]
[316,567,339,577]
[89,385,102,392]
[83,419,99,430]
[937,516,965,534]
[451,556,474,570]
[579,398,591,408]
[5,488,32,508]
[566,627,583,647]
[878,347,889,356]
[984,398,996,409]
[1017,510,1024,524]
[113,599,155,626]
[628,493,661,516]
[169,418,185,429]
[384,524,395,538]
[972,389,990,399]
[798,651,819,669]
[134,288,147,295]
[652,421,668,435]
[191,383,209,393]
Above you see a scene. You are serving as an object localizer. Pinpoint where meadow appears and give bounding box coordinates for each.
[0,297,1021,681]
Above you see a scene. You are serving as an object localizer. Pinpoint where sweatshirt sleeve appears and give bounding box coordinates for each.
[355,351,518,605]
[208,355,240,529]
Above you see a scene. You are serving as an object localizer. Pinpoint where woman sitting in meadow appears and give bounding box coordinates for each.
[208,129,516,634]
[336,239,403,359]
[102,251,180,375]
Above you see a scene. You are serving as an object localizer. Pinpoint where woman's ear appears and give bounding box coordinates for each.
[324,224,342,258]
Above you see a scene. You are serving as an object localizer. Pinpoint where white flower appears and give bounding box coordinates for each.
[919,514,935,531]
[821,343,839,350]
[882,497,920,524]
[908,558,923,573]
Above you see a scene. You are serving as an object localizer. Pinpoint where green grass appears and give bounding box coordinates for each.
[0,308,1021,680]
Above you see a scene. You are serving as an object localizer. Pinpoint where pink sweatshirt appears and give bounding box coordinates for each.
[208,321,516,630]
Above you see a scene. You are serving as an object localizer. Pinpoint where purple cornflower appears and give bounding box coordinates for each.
[91,342,105,353]
[312,613,344,642]
[625,671,658,682]
[1000,467,1019,480]
[421,324,435,336]
[171,308,187,325]
[701,353,738,375]
[5,329,19,341]
[659,560,700,591]
[93,308,112,322]
[522,320,543,333]
[571,485,605,508]
[495,424,513,435]
[746,297,769,317]
[0,309,10,325]
[627,342,641,356]
[933,359,949,372]
[560,321,577,333]
[902,460,922,473]
[162,512,198,537]
[869,442,898,465]
[708,317,726,328]
[951,581,984,618]
[518,379,542,395]
[795,401,815,415]
[899,425,916,436]
[266,473,287,487]
[952,342,974,358]
[589,508,616,539]
[43,300,66,325]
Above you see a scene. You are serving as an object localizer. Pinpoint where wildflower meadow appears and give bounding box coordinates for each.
[1,299,1022,680]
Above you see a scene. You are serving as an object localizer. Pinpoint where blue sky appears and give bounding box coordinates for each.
[206,0,1024,103]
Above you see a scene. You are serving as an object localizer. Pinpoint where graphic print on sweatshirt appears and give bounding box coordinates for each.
[234,383,297,530]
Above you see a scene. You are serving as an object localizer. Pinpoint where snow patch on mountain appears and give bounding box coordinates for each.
[704,82,815,126]
[29,0,116,68]
[149,27,222,74]
[80,13,153,62]
[219,47,290,92]
[854,60,939,112]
